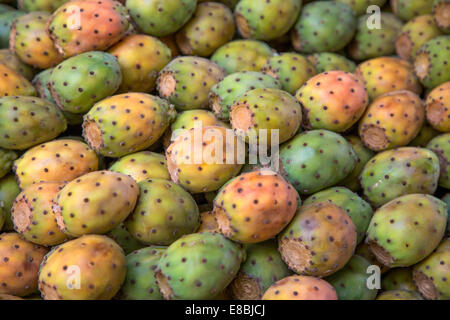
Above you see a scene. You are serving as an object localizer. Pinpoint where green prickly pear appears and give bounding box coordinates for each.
[306,52,356,73]
[391,0,433,21]
[18,0,69,12]
[334,0,387,16]
[0,10,25,49]
[106,223,145,255]
[0,148,16,179]
[409,123,440,147]
[382,268,417,292]
[376,289,423,300]
[0,175,20,231]
[427,133,450,188]
[0,49,34,80]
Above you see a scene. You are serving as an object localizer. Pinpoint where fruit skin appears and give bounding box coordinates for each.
[0,96,67,151]
[381,268,416,292]
[0,175,20,231]
[0,49,34,80]
[197,211,218,233]
[291,1,357,54]
[47,0,130,58]
[326,255,378,300]
[175,2,235,57]
[125,0,197,37]
[278,202,357,277]
[391,0,433,21]
[211,40,275,74]
[355,242,390,274]
[106,223,145,255]
[0,64,36,97]
[50,51,122,115]
[433,0,450,34]
[334,0,387,16]
[18,0,69,12]
[426,82,450,132]
[0,10,25,49]
[155,232,245,300]
[121,246,166,300]
[443,193,450,235]
[262,275,338,300]
[360,147,440,208]
[409,123,441,147]
[413,237,450,300]
[9,12,63,69]
[414,35,450,89]
[307,52,356,73]
[199,0,238,9]
[304,187,373,244]
[427,133,450,188]
[230,240,292,300]
[377,289,423,300]
[13,139,99,190]
[52,170,139,237]
[235,0,302,41]
[0,148,16,179]
[0,4,13,14]
[366,194,447,268]
[125,178,200,246]
[213,170,299,244]
[358,90,425,152]
[38,235,126,300]
[157,56,225,111]
[279,130,358,195]
[82,93,176,158]
[230,88,302,144]
[0,232,48,296]
[108,34,172,93]
[11,182,67,246]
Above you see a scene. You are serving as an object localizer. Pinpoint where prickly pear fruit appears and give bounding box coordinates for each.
[360,147,440,207]
[176,2,235,57]
[0,10,25,49]
[376,289,423,300]
[291,1,357,54]
[306,52,356,73]
[334,0,387,16]
[83,93,176,158]
[355,242,390,274]
[432,0,450,33]
[13,139,99,189]
[0,64,36,97]
[47,0,130,58]
[230,88,302,144]
[18,0,69,12]
[38,235,126,300]
[155,232,245,300]
[0,49,34,80]
[382,268,416,292]
[121,246,165,300]
[0,4,13,14]
[409,123,441,147]
[157,56,225,111]
[53,170,139,237]
[11,182,67,246]
[197,211,219,233]
[106,223,145,255]
[366,194,447,267]
[391,0,433,21]
[427,133,450,188]
[108,34,172,93]
[213,170,299,244]
[262,275,338,300]
[0,293,23,300]
[166,126,243,193]
[443,193,450,235]
[426,82,450,132]
[125,0,196,37]
[279,130,358,195]
[0,175,20,231]
[0,232,48,296]
[211,40,275,74]
[0,148,16,179]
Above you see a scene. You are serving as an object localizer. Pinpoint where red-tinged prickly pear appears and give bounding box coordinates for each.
[0,64,36,97]
[197,211,219,233]
[432,0,450,34]
[426,82,450,132]
[18,0,69,12]
[13,139,99,189]
[382,268,417,292]
[366,194,447,268]
[355,242,390,274]
[0,49,34,80]
[262,275,338,300]
[334,0,387,16]
[409,123,441,147]
[11,182,67,246]
[155,232,245,300]
[108,34,172,93]
[391,0,433,21]
[0,175,20,231]
[0,293,23,300]
[83,93,176,158]
[0,232,48,296]
[307,52,356,73]
[376,289,423,300]
[213,170,299,244]
[38,235,126,300]
[106,223,145,255]
[427,133,450,188]
[52,170,139,237]
[0,148,16,180]
[0,11,25,49]
[47,0,130,58]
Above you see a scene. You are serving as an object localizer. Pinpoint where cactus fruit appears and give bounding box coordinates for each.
[199,0,238,9]
[279,130,358,195]
[355,242,390,274]
[376,289,423,300]
[326,255,378,300]
[0,49,34,80]
[0,64,36,97]
[38,235,126,300]
[166,126,243,193]
[0,175,20,231]
[427,133,450,188]
[106,223,145,255]
[0,148,16,179]
[9,12,64,69]
[213,170,299,244]
[210,71,281,121]
[261,53,316,95]
[366,194,447,268]
[306,52,357,73]
[391,0,433,21]
[443,193,450,235]
[211,40,275,74]
[0,232,48,296]
[426,82,450,132]
[360,147,440,207]
[52,170,139,237]
[121,246,165,300]
[235,0,302,41]
[18,0,69,12]
[334,0,387,16]
[230,88,302,144]
[291,1,357,54]
[262,275,338,300]
[47,0,130,58]
[83,93,176,158]
[409,123,441,147]
[296,71,369,132]
[381,268,416,292]
[13,139,99,190]
[358,90,425,151]
[0,4,13,14]
[230,240,292,300]
[125,0,197,37]
[0,10,25,49]
[197,211,218,233]
[433,0,450,33]
[11,182,67,246]
[414,36,450,89]
[155,232,245,300]
[157,56,225,111]
[176,2,235,57]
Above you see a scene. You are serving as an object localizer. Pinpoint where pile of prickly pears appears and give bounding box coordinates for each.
[0,0,448,301]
